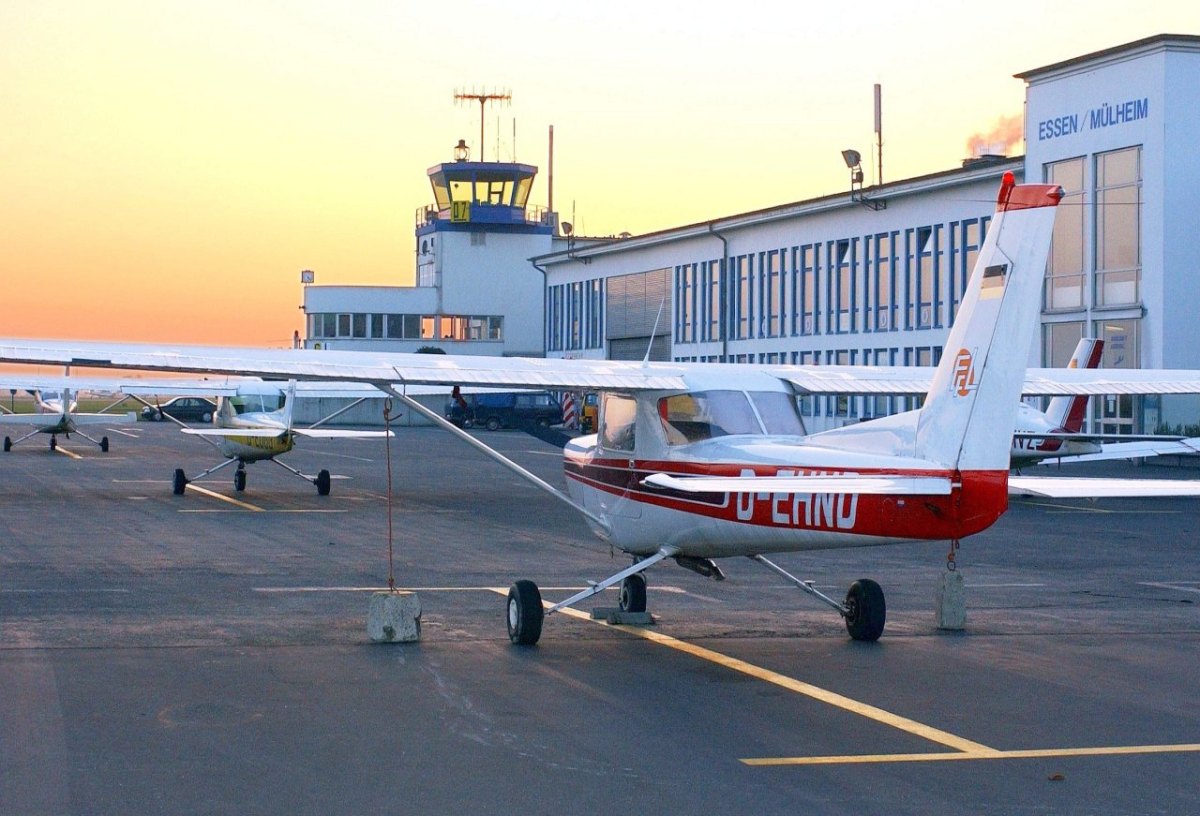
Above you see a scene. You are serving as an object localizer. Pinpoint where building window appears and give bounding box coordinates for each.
[761,249,783,338]
[732,255,752,340]
[949,219,985,322]
[1043,321,1085,367]
[909,226,937,329]
[1044,156,1085,311]
[827,239,855,334]
[872,232,896,331]
[795,244,818,336]
[1093,317,1141,433]
[1095,146,1141,307]
[676,263,695,343]
[703,259,721,343]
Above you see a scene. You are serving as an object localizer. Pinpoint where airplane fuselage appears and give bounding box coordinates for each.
[565,433,1008,558]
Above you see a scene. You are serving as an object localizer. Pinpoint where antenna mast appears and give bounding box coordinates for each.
[454,87,512,160]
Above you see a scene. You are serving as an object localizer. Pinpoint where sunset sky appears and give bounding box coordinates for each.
[3,2,1198,346]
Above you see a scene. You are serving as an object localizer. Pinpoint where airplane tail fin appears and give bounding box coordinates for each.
[282,380,297,431]
[1043,338,1103,432]
[914,173,1063,471]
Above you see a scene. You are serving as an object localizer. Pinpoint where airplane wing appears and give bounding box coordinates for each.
[642,473,953,495]
[769,365,1200,397]
[0,339,689,391]
[180,428,286,439]
[291,429,394,439]
[5,338,1200,397]
[0,411,136,426]
[1009,475,1200,497]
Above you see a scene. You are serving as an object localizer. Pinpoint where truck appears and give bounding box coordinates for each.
[446,390,562,431]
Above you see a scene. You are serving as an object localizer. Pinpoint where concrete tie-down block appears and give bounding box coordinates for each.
[367,591,422,643]
[935,570,966,631]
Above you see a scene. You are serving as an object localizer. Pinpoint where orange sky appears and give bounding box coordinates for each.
[3,2,1198,346]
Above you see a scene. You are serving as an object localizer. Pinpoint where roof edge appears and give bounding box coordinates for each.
[1015,33,1200,80]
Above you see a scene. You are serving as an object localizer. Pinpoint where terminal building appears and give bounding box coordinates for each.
[303,34,1200,433]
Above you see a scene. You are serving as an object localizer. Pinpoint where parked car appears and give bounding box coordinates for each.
[142,397,216,423]
[445,390,561,431]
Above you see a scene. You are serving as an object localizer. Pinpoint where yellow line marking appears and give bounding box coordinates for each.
[741,744,1200,766]
[517,593,995,755]
[182,484,265,511]
[53,447,83,460]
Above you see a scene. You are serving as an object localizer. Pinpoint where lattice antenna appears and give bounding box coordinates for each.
[454,87,512,160]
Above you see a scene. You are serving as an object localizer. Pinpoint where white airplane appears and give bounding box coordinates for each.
[0,384,135,452]
[162,380,393,496]
[5,174,1200,646]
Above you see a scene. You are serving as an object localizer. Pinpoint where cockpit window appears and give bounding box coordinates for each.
[230,393,285,415]
[600,394,637,452]
[748,391,806,435]
[657,390,805,444]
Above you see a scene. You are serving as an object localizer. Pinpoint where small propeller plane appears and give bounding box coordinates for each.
[0,384,135,453]
[5,174,1200,646]
[162,380,393,496]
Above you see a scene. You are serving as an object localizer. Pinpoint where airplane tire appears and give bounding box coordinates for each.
[49,437,56,451]
[234,470,247,492]
[619,574,647,613]
[3,437,10,452]
[506,580,543,646]
[316,469,331,496]
[172,469,187,495]
[100,437,109,453]
[844,579,886,642]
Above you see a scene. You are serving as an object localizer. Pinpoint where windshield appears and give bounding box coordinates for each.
[657,390,804,444]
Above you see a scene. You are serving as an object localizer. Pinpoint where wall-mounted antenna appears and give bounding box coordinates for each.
[874,83,883,186]
[454,87,512,160]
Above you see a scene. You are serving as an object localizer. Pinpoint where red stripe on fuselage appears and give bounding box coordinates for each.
[564,457,1008,541]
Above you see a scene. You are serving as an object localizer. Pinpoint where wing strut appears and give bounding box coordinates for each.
[378,384,612,536]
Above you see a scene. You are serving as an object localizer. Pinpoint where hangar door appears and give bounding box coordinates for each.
[606,268,671,362]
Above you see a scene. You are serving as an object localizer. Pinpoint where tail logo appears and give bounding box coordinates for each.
[951,348,977,397]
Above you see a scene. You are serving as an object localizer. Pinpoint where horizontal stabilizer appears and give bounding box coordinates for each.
[1014,432,1186,443]
[642,473,953,495]
[291,429,394,438]
[1009,476,1200,498]
[1037,438,1200,464]
[181,428,286,439]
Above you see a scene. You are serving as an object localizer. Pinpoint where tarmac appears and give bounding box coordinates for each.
[2,422,1199,815]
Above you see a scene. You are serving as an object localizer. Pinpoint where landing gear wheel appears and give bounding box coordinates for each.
[619,573,647,613]
[485,417,501,431]
[844,579,886,642]
[100,437,109,453]
[49,437,57,451]
[3,437,10,452]
[506,580,543,645]
[172,469,187,495]
[234,469,247,492]
[316,469,331,496]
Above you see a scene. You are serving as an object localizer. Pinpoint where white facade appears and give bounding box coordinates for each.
[1021,34,1200,429]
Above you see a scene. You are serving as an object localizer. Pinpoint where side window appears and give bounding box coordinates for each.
[600,394,637,452]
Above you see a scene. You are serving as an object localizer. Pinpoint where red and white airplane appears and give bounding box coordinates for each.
[4,174,1200,645]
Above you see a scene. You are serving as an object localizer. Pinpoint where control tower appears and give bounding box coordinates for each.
[302,134,558,360]
[416,142,554,287]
